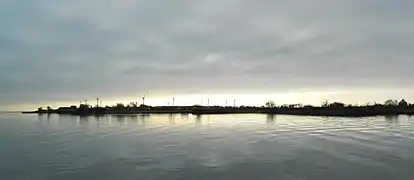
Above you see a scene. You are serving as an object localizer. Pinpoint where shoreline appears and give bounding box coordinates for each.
[22,106,414,117]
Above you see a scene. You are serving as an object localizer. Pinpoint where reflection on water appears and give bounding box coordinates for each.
[266,114,276,123]
[168,114,175,124]
[195,114,202,124]
[1,114,414,180]
[385,115,399,123]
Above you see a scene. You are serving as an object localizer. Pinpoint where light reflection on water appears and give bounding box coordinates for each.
[0,113,414,180]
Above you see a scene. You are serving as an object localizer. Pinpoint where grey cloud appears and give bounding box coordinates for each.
[1,0,414,106]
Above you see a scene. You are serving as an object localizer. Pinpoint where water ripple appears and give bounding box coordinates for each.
[1,114,414,180]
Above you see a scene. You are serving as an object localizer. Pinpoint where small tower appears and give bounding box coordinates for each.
[142,96,145,105]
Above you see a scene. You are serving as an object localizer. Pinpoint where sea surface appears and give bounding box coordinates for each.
[0,113,414,180]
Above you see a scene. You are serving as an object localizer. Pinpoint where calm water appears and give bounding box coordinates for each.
[1,113,414,180]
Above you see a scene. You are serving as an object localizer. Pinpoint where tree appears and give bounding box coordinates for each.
[281,104,289,108]
[304,105,314,108]
[384,99,398,106]
[115,103,125,108]
[47,106,52,111]
[265,101,276,108]
[79,104,90,109]
[321,100,329,107]
[38,107,44,112]
[128,102,138,108]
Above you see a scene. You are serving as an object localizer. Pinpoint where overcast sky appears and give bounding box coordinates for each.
[1,0,414,109]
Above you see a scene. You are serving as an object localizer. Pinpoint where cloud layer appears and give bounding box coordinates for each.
[1,0,414,107]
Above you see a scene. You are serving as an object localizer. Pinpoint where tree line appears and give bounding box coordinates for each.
[263,99,410,108]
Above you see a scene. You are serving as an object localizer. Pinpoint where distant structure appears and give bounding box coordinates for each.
[142,96,145,105]
[80,100,89,107]
[24,96,414,117]
[399,99,408,107]
[58,106,78,113]
[96,98,100,107]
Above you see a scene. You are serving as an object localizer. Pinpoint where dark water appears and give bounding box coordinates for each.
[1,113,414,180]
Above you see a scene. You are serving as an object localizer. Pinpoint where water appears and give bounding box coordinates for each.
[0,113,414,180]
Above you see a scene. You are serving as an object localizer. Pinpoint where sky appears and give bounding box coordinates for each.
[1,0,414,110]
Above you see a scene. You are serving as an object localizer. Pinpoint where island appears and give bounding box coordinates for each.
[21,99,414,117]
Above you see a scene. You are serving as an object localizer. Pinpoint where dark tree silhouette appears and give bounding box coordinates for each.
[321,100,329,107]
[384,99,398,106]
[265,101,276,108]
[79,104,90,109]
[115,103,125,108]
[128,102,138,108]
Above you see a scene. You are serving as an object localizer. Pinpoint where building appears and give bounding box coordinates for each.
[398,99,408,107]
[57,106,78,113]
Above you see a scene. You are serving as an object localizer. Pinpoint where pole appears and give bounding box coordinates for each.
[208,98,210,106]
[173,97,175,106]
[226,100,228,107]
[233,99,236,107]
[142,92,148,106]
